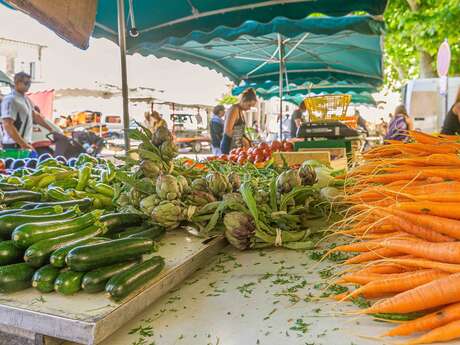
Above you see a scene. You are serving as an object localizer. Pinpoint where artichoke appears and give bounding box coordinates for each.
[185,191,216,207]
[140,160,161,178]
[222,193,244,203]
[228,172,241,192]
[151,201,183,230]
[152,126,173,146]
[156,174,181,200]
[128,188,144,207]
[299,162,317,186]
[206,172,232,198]
[276,169,302,194]
[160,140,178,160]
[191,178,208,192]
[140,194,161,215]
[223,212,255,250]
[176,175,190,195]
[254,189,269,204]
[115,192,130,207]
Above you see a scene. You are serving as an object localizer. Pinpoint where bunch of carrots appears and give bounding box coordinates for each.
[329,131,460,345]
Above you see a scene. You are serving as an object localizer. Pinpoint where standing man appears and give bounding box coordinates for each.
[210,104,225,155]
[1,72,54,150]
[290,102,306,138]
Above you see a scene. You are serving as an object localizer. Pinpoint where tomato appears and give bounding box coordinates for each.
[219,154,228,161]
[237,156,247,165]
[229,154,238,162]
[229,149,237,155]
[255,153,264,163]
[262,148,272,159]
[282,141,294,152]
[270,140,282,152]
[238,151,248,159]
[248,154,256,163]
[258,142,269,151]
[247,147,255,155]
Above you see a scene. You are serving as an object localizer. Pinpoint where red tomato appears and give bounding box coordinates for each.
[270,140,282,152]
[247,147,255,155]
[237,156,247,165]
[229,149,237,155]
[282,141,294,152]
[248,154,256,163]
[258,142,269,151]
[229,154,238,162]
[255,153,264,163]
[219,154,228,161]
[263,148,272,159]
[238,151,248,159]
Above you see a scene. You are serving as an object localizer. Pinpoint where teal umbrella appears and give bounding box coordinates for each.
[279,92,376,106]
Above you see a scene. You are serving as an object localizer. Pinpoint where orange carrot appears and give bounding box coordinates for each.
[344,248,402,265]
[382,258,460,273]
[392,201,460,219]
[399,319,460,345]
[384,302,460,337]
[343,269,449,300]
[356,263,416,275]
[360,272,460,314]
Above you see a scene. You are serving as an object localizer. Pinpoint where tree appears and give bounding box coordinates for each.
[217,93,238,105]
[384,0,460,90]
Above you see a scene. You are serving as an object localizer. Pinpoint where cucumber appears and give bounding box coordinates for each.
[0,209,77,239]
[12,210,102,249]
[127,227,165,241]
[24,225,104,267]
[18,206,64,216]
[0,182,22,191]
[111,225,151,239]
[0,263,35,293]
[82,260,140,293]
[54,270,85,295]
[32,265,60,293]
[106,256,165,301]
[66,238,154,272]
[2,191,41,205]
[0,240,24,265]
[21,198,92,210]
[101,213,144,236]
[50,237,109,268]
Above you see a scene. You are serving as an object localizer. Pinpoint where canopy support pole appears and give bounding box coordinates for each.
[117,0,130,151]
[278,34,285,140]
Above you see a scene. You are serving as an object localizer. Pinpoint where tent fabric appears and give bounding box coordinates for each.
[2,0,97,49]
[0,70,12,85]
[282,93,377,106]
[27,90,55,119]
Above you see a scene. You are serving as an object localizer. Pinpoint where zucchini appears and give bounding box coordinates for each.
[18,205,64,216]
[1,191,41,205]
[0,208,77,239]
[127,227,165,241]
[0,182,22,191]
[106,256,165,301]
[0,209,22,216]
[12,210,102,249]
[111,225,150,239]
[24,225,104,267]
[66,238,154,272]
[50,237,109,268]
[32,265,60,293]
[101,213,144,236]
[54,270,85,295]
[82,260,140,293]
[0,263,35,293]
[0,240,24,265]
[21,198,93,210]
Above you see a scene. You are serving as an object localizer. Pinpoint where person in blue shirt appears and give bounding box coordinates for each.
[210,105,225,155]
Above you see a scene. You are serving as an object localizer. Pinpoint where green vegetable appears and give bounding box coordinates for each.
[106,256,165,300]
[156,175,181,200]
[12,210,102,248]
[50,237,109,268]
[54,271,85,295]
[82,260,140,293]
[46,187,72,201]
[75,153,98,167]
[66,238,155,272]
[76,163,92,191]
[18,206,64,215]
[24,225,104,267]
[32,265,60,293]
[206,172,232,198]
[100,213,144,236]
[0,182,22,190]
[0,208,77,239]
[1,191,41,205]
[21,198,92,210]
[0,263,35,293]
[92,183,114,198]
[37,175,56,189]
[151,202,183,230]
[126,227,165,241]
[276,169,302,194]
[111,225,151,239]
[0,240,24,265]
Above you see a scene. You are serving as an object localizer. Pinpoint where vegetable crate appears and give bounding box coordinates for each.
[0,149,30,159]
[303,95,352,123]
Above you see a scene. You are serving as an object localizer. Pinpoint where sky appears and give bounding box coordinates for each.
[0,6,230,105]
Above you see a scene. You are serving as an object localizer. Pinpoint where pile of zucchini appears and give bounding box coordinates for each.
[0,199,166,301]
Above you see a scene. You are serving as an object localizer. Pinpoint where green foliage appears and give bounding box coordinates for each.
[384,0,460,90]
[217,94,239,105]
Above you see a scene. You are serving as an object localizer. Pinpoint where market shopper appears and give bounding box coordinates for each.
[210,104,225,155]
[290,102,305,138]
[0,72,54,150]
[151,111,167,131]
[220,88,257,154]
[385,104,413,142]
[441,88,460,135]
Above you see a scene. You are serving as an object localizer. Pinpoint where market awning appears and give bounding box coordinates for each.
[278,92,376,106]
[0,70,12,86]
[1,0,388,50]
[27,90,55,119]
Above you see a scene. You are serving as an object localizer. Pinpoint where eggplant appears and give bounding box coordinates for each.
[55,156,67,165]
[12,159,25,170]
[4,158,14,169]
[67,158,77,167]
[25,159,38,169]
[38,153,52,162]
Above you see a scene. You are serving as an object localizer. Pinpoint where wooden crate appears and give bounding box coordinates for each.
[272,151,331,167]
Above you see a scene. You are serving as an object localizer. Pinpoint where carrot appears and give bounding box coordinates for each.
[384,302,460,337]
[340,269,422,285]
[382,258,460,273]
[383,208,460,240]
[360,272,460,314]
[408,130,448,145]
[324,241,382,255]
[356,263,416,275]
[410,193,460,202]
[344,248,403,265]
[342,269,449,300]
[399,319,460,345]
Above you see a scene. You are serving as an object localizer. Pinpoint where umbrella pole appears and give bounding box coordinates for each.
[278,34,285,141]
[117,0,130,151]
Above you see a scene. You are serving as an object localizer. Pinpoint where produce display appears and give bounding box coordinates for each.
[330,131,460,344]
